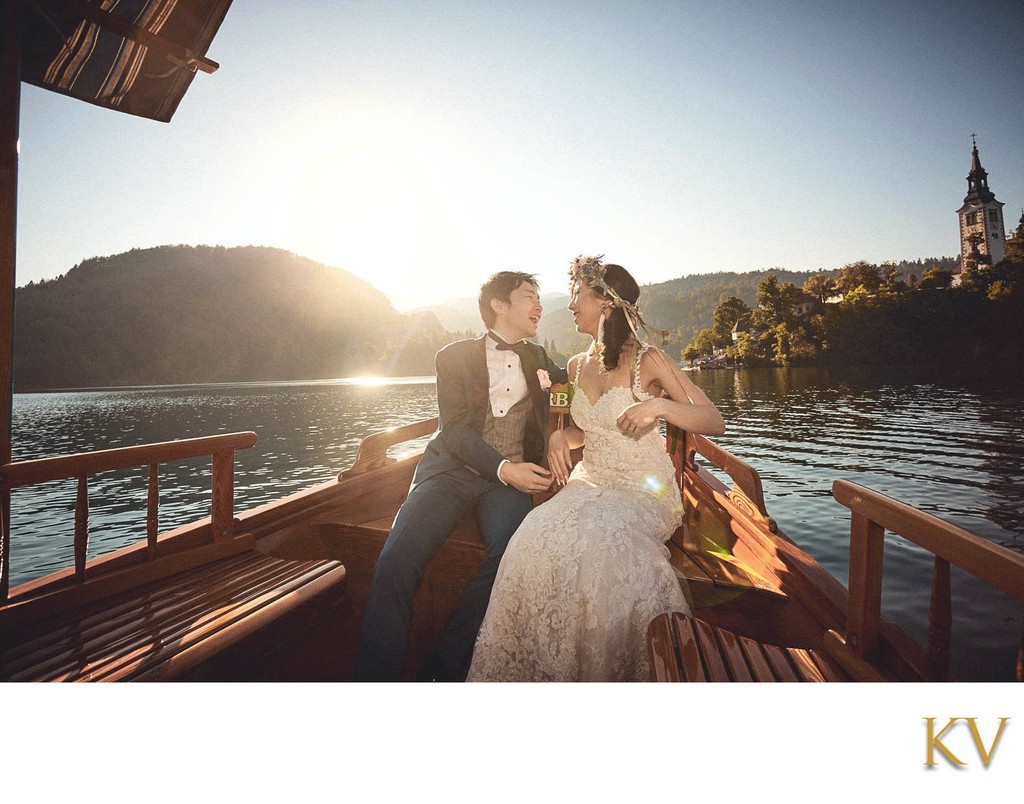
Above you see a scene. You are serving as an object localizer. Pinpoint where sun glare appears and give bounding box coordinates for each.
[264,115,568,309]
[284,129,464,303]
[297,138,424,245]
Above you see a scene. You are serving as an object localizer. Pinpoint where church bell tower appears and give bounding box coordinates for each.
[957,135,1005,271]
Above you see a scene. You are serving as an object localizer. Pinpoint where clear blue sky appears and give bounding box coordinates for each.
[15,0,1024,310]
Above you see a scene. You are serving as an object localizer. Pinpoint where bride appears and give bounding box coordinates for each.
[467,256,725,681]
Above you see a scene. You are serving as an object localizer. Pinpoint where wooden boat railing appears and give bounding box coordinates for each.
[830,479,1024,681]
[670,427,772,524]
[0,431,257,602]
[340,417,439,478]
[338,416,771,518]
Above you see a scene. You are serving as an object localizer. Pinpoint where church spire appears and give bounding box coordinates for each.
[964,133,995,205]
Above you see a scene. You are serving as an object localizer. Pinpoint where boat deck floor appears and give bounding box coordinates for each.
[648,611,851,682]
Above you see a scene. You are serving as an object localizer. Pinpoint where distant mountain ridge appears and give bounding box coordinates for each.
[14,246,959,390]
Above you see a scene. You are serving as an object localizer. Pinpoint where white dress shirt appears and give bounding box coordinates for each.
[486,329,530,418]
[486,329,531,484]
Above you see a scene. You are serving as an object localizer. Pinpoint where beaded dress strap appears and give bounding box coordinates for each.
[631,343,652,401]
[572,353,585,388]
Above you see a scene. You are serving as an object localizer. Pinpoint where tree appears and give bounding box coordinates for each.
[682,344,701,362]
[683,294,752,359]
[768,324,813,365]
[711,296,751,344]
[842,286,874,304]
[834,261,882,296]
[733,331,771,366]
[919,266,953,290]
[803,273,835,305]
[753,274,802,329]
[986,237,1024,301]
[880,262,908,294]
[691,327,717,356]
[1005,222,1024,263]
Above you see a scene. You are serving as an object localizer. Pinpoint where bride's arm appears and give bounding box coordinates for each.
[548,426,583,485]
[615,347,725,436]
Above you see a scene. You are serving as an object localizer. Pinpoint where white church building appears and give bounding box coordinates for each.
[955,136,1007,283]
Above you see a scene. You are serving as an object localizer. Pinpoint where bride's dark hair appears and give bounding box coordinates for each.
[593,264,640,371]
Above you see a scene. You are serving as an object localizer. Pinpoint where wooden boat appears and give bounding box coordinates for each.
[2,2,1023,684]
[2,392,1023,682]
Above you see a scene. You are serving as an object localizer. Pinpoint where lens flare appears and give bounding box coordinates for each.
[644,475,669,499]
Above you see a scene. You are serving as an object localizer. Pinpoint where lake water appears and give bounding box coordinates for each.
[7,367,1024,680]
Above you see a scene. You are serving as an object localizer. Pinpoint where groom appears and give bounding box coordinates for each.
[356,271,567,681]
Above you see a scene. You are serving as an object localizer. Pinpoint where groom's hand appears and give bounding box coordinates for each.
[499,462,553,494]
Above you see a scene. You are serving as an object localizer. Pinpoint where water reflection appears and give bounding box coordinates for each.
[697,367,1023,554]
[10,377,438,586]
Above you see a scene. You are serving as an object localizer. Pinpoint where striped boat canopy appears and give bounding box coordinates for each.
[19,0,233,122]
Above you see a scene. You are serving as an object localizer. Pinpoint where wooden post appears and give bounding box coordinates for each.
[0,0,22,602]
[666,423,688,490]
[74,475,89,581]
[927,555,952,681]
[146,463,159,559]
[210,450,233,541]
[1017,613,1023,683]
[846,511,885,659]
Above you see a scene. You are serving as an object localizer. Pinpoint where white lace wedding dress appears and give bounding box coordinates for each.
[467,347,690,682]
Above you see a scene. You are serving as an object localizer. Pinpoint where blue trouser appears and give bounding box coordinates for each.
[355,468,533,681]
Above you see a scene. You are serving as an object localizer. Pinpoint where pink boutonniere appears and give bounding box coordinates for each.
[537,369,552,391]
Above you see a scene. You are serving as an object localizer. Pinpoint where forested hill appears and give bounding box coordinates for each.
[638,258,958,355]
[14,247,963,390]
[531,269,848,359]
[13,246,457,390]
[432,258,960,361]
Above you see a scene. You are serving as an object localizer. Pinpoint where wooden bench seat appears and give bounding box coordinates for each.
[647,611,850,682]
[668,538,785,608]
[0,552,346,682]
[317,506,782,609]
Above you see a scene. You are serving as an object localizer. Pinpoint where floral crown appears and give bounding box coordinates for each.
[569,254,669,345]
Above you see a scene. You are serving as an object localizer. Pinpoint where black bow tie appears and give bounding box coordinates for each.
[489,333,529,353]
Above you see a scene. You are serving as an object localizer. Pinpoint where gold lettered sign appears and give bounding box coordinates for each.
[549,382,572,414]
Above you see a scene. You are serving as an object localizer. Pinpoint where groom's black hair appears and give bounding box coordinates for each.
[478,271,539,328]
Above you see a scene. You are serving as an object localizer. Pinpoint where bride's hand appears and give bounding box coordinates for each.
[547,429,573,485]
[616,399,662,438]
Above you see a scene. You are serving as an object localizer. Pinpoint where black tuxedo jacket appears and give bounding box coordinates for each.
[412,335,568,488]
